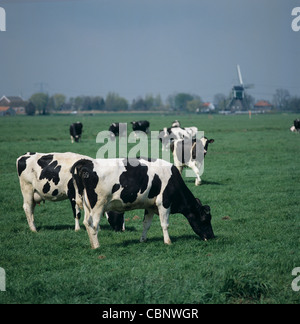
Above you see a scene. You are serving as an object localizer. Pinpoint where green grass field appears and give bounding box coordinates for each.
[0,113,299,304]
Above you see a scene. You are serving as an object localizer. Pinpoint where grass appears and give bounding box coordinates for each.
[0,112,299,304]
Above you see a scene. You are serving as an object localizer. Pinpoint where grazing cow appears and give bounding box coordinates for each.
[290,119,300,133]
[16,152,124,232]
[171,137,214,186]
[70,122,83,143]
[108,123,122,137]
[71,157,214,249]
[131,120,150,134]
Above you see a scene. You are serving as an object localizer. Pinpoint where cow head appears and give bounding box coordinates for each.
[187,198,215,241]
[200,137,214,156]
[107,211,125,232]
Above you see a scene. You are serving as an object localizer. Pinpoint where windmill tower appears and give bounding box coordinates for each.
[227,65,254,111]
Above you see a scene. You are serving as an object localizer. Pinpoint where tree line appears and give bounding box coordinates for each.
[25,89,300,115]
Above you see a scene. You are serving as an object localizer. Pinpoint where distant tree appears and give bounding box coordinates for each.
[186,98,202,113]
[106,92,128,111]
[74,96,84,111]
[244,93,255,110]
[213,93,228,111]
[91,96,105,110]
[174,93,194,111]
[30,93,49,115]
[52,94,66,111]
[131,97,147,111]
[82,96,92,110]
[288,96,300,112]
[46,96,55,112]
[153,94,164,110]
[131,94,164,111]
[273,89,290,110]
[25,101,36,116]
[167,94,176,110]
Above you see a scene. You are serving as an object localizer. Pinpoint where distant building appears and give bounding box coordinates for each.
[0,96,26,116]
[197,102,215,113]
[0,106,16,116]
[253,100,273,113]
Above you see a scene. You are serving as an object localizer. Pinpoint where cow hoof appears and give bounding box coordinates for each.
[164,240,172,245]
[140,238,147,243]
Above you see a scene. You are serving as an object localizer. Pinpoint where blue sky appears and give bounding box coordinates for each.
[0,0,299,103]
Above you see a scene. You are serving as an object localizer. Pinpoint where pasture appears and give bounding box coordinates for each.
[0,113,299,304]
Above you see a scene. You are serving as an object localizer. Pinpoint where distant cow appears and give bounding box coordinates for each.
[70,122,83,143]
[108,122,128,140]
[16,152,124,233]
[290,119,300,133]
[109,123,120,136]
[171,137,214,186]
[171,120,181,127]
[71,157,215,249]
[131,120,150,134]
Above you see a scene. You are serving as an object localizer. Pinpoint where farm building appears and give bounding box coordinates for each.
[0,96,26,116]
[0,106,16,116]
[253,100,273,113]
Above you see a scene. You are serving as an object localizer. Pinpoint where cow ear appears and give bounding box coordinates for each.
[204,205,211,215]
[208,139,214,143]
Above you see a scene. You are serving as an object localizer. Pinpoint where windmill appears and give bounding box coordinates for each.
[227,65,254,111]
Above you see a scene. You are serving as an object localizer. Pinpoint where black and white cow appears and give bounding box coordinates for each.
[159,126,198,151]
[71,157,215,249]
[70,122,83,143]
[290,119,300,133]
[108,123,121,137]
[16,152,124,233]
[131,120,150,134]
[171,137,214,186]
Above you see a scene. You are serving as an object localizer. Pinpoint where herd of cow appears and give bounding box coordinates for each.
[16,117,298,249]
[17,119,216,249]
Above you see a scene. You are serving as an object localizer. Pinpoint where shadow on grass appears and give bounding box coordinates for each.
[38,224,137,232]
[110,234,219,247]
[185,179,223,186]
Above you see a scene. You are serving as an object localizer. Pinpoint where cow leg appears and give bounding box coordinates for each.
[189,161,201,186]
[68,182,81,231]
[71,135,74,143]
[140,209,154,243]
[74,205,81,231]
[21,184,37,232]
[158,207,171,245]
[83,205,103,249]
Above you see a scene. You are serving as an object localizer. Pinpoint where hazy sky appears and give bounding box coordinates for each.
[0,0,299,103]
